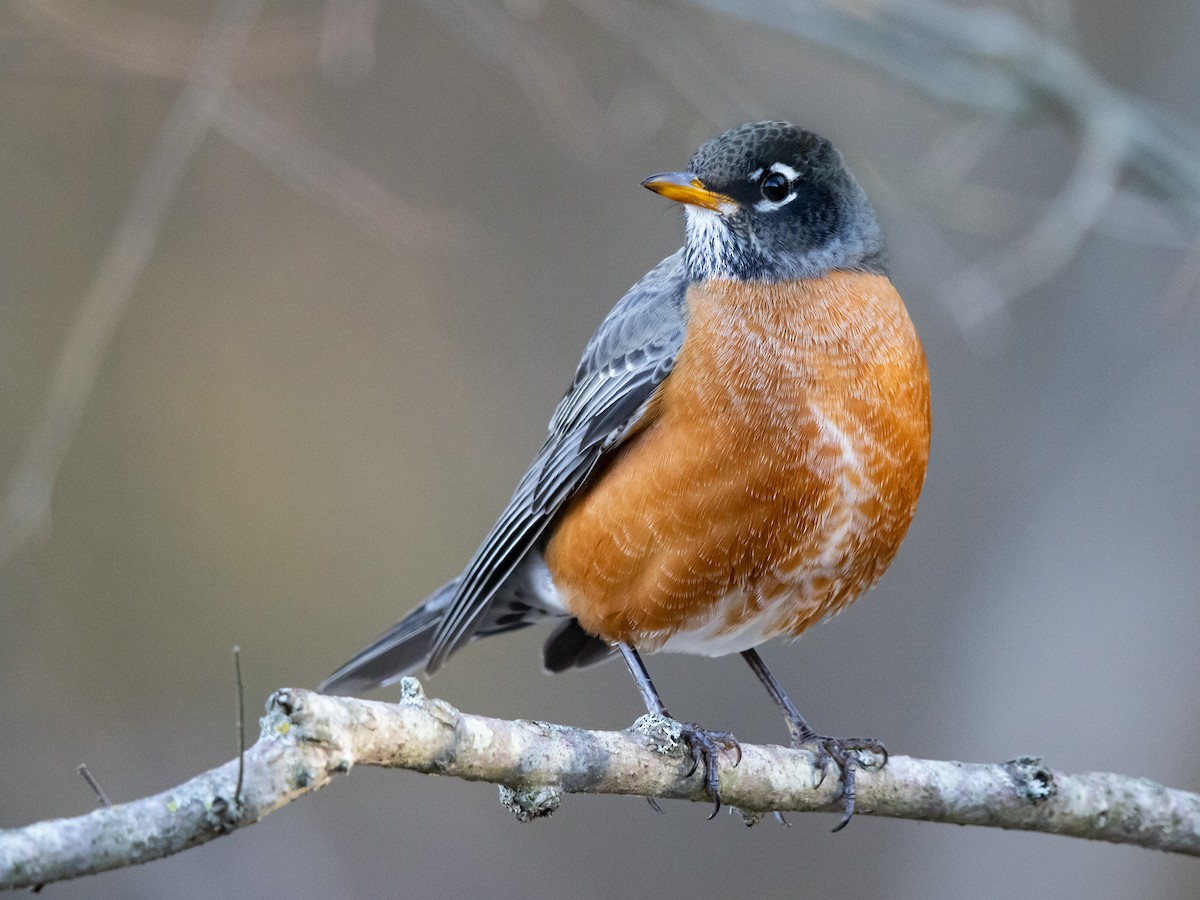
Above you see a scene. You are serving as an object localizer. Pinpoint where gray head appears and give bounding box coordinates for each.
[643,121,886,282]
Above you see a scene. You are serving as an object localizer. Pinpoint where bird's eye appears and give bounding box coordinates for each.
[759,171,791,203]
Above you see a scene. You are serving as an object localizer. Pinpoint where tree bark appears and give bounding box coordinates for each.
[2,680,1197,891]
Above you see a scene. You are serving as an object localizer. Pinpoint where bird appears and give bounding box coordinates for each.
[320,120,931,829]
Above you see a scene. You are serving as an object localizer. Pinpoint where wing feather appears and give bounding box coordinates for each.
[425,251,689,670]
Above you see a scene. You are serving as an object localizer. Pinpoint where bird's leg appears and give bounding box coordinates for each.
[617,643,740,818]
[741,648,886,831]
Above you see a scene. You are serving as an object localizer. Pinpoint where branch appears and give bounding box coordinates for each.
[2,681,1197,890]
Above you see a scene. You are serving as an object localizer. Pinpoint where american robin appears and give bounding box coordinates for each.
[320,121,931,828]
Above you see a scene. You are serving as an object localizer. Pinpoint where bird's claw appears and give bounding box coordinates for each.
[795,733,887,831]
[678,723,740,819]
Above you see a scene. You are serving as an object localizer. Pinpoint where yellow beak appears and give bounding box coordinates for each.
[641,172,737,213]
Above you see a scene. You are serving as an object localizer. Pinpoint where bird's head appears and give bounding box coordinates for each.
[643,121,886,282]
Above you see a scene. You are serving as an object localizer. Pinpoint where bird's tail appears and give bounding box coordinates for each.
[319,552,595,694]
[318,579,460,695]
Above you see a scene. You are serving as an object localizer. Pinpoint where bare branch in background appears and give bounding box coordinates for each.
[2,682,1198,891]
[673,0,1200,328]
[10,0,318,80]
[213,89,477,250]
[431,0,1200,327]
[564,0,767,130]
[0,0,466,566]
[0,0,268,565]
[940,119,1126,337]
[415,0,609,163]
[924,114,1016,187]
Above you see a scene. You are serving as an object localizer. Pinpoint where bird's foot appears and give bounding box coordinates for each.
[794,732,887,832]
[634,715,741,818]
[680,722,741,818]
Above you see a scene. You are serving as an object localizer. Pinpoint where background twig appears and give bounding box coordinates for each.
[0,0,267,564]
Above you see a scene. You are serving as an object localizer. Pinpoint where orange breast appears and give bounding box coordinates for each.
[543,271,930,655]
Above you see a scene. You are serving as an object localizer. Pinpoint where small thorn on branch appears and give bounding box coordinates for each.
[233,645,246,807]
[76,764,112,808]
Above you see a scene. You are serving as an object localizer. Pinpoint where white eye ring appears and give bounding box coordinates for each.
[751,163,801,211]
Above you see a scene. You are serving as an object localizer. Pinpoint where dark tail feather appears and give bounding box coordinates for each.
[542,618,615,672]
[322,554,576,694]
[319,579,459,694]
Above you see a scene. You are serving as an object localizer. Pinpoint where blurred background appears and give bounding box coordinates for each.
[2,1,1199,897]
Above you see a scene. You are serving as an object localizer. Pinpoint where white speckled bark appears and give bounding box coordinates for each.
[2,680,1197,891]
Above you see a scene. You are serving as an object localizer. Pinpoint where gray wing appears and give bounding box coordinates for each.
[424,250,689,671]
